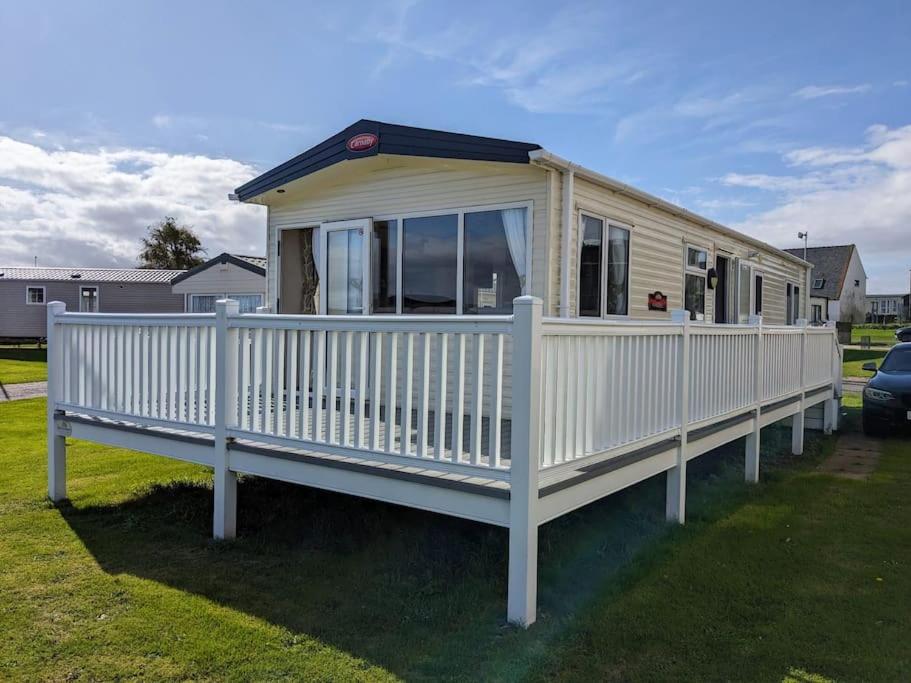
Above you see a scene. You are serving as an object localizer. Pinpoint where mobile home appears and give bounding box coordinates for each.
[46,121,841,627]
[0,266,183,340]
[171,253,266,314]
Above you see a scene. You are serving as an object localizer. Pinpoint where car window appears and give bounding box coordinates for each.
[880,347,911,372]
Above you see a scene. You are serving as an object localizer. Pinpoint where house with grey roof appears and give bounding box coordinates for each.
[0,266,185,340]
[170,253,266,313]
[784,245,867,324]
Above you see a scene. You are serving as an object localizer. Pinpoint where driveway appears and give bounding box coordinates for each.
[0,380,48,402]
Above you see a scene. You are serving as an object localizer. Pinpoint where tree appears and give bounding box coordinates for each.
[139,217,206,269]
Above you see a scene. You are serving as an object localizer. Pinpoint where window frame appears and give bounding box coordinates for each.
[360,200,533,315]
[79,285,99,312]
[25,285,46,305]
[786,281,802,325]
[683,242,711,321]
[576,210,633,319]
[812,277,825,289]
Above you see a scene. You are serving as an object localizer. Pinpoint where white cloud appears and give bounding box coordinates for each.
[352,2,654,114]
[152,114,172,128]
[727,124,911,292]
[0,135,265,268]
[792,84,871,100]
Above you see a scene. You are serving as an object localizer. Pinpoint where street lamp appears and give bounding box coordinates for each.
[797,231,808,261]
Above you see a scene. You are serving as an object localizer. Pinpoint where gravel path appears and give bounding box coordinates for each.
[0,381,48,402]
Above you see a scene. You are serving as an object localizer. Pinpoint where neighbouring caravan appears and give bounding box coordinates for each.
[171,253,267,314]
[0,266,183,340]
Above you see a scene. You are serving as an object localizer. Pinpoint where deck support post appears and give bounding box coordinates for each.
[508,296,543,627]
[823,397,837,435]
[46,301,67,503]
[213,299,240,540]
[746,315,763,483]
[745,420,760,483]
[791,409,805,455]
[666,310,690,523]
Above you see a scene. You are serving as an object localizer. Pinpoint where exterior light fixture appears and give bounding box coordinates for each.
[707,267,719,289]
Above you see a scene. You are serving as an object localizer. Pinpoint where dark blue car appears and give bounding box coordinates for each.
[862,342,911,435]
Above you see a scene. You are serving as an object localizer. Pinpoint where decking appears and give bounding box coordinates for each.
[45,297,842,626]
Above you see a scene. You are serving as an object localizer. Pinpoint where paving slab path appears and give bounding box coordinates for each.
[0,381,48,402]
[818,432,882,480]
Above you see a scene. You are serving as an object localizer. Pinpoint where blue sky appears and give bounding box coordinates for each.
[1,0,909,292]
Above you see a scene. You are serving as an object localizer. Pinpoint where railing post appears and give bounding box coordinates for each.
[824,330,841,433]
[213,299,240,540]
[666,309,689,523]
[746,315,763,483]
[792,319,807,455]
[46,301,67,503]
[508,296,543,627]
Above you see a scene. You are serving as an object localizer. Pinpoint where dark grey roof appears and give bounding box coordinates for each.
[0,266,182,283]
[234,119,541,202]
[170,252,266,285]
[784,245,855,299]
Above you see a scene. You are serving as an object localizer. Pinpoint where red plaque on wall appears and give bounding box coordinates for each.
[648,291,667,311]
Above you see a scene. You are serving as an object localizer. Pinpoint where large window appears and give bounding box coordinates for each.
[463,208,524,314]
[684,245,708,321]
[190,293,262,313]
[318,203,530,315]
[371,220,397,313]
[402,214,458,314]
[578,214,630,317]
[26,286,45,305]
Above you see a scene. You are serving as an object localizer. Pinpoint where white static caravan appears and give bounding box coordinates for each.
[170,253,267,314]
[46,121,841,627]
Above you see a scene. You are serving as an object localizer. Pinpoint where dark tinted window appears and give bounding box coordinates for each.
[402,214,458,314]
[578,215,602,317]
[463,209,523,314]
[881,348,911,372]
[371,220,397,313]
[754,275,763,315]
[605,226,630,315]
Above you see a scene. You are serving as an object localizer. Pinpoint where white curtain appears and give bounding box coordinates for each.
[607,226,629,314]
[501,208,527,289]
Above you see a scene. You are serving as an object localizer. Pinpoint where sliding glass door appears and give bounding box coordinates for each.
[319,219,371,315]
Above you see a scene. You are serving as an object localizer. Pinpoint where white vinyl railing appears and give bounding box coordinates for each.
[49,301,840,479]
[56,314,217,431]
[535,314,841,471]
[226,314,511,470]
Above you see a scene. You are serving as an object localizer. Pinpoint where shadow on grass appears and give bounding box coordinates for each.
[843,348,887,364]
[0,346,46,363]
[59,425,818,679]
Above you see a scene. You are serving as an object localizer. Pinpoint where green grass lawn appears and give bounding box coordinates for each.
[0,345,47,384]
[851,326,899,347]
[843,347,888,378]
[1,398,908,680]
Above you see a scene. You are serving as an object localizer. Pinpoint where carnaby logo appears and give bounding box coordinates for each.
[346,133,378,152]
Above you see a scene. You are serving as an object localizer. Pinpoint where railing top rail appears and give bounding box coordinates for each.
[230,313,513,334]
[55,312,215,326]
[541,317,683,337]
